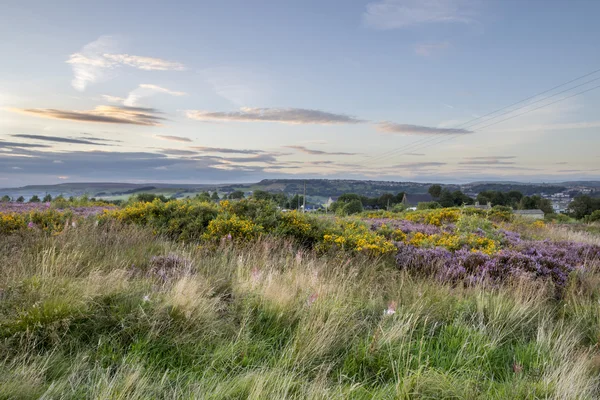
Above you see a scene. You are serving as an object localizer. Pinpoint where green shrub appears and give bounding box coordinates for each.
[417,201,441,210]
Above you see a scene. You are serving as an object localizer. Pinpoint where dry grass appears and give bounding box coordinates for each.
[0,222,599,399]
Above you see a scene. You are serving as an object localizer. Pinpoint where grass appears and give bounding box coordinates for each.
[1,222,599,399]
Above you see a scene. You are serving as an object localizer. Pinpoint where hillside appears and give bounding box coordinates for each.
[3,179,599,201]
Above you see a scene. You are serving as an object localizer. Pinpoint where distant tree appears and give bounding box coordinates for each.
[42,194,52,202]
[451,190,473,206]
[1,195,11,202]
[428,184,442,199]
[519,195,554,214]
[506,190,524,206]
[536,197,554,215]
[210,191,220,201]
[136,193,167,203]
[252,190,272,201]
[228,191,245,200]
[16,196,24,203]
[568,195,600,219]
[29,195,41,203]
[438,190,455,208]
[378,193,396,209]
[343,199,363,215]
[272,193,288,208]
[337,193,361,203]
[287,194,304,210]
[196,191,212,202]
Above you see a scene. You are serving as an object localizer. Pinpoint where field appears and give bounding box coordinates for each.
[1,198,600,398]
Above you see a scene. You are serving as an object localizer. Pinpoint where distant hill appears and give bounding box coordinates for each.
[1,179,599,201]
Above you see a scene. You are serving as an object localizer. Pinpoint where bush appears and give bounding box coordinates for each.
[417,202,441,210]
[584,210,600,223]
[202,214,263,241]
[343,199,363,215]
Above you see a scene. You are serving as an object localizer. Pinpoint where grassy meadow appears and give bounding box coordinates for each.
[1,198,600,399]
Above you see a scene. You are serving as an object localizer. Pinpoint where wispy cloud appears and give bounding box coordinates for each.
[460,156,517,165]
[66,36,185,91]
[377,122,473,135]
[191,146,265,155]
[123,84,186,107]
[10,105,165,126]
[364,0,478,30]
[187,107,365,125]
[102,95,126,103]
[158,149,198,156]
[0,140,51,149]
[154,135,192,143]
[102,54,185,71]
[200,67,272,106]
[284,145,357,155]
[414,41,451,56]
[389,161,446,169]
[12,134,114,146]
[463,156,516,160]
[459,160,516,165]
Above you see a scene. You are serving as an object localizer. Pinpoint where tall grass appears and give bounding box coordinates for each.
[0,222,599,399]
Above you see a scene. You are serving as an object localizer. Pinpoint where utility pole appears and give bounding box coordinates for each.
[303,180,306,213]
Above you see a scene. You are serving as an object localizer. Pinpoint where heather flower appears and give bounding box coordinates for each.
[307,292,318,306]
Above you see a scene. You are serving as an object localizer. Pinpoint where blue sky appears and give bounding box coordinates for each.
[1,0,599,187]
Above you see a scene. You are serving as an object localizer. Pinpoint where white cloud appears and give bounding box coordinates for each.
[102,54,185,71]
[66,36,119,91]
[102,95,126,103]
[123,84,186,106]
[363,0,478,30]
[66,36,186,91]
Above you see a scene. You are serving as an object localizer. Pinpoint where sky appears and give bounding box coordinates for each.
[1,0,600,187]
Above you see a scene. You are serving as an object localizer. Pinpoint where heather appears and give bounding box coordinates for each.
[1,199,600,398]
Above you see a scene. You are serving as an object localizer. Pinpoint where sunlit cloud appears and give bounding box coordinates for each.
[154,135,192,143]
[191,146,265,155]
[123,84,186,107]
[187,107,366,125]
[12,134,115,146]
[10,105,166,126]
[284,145,357,155]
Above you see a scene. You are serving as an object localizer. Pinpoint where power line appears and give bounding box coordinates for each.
[357,67,600,169]
[368,83,600,167]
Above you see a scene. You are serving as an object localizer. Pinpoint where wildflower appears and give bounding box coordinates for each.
[143,295,150,302]
[307,292,318,306]
[27,221,35,229]
[227,233,232,240]
[251,267,262,282]
[384,300,397,316]
[512,363,523,374]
